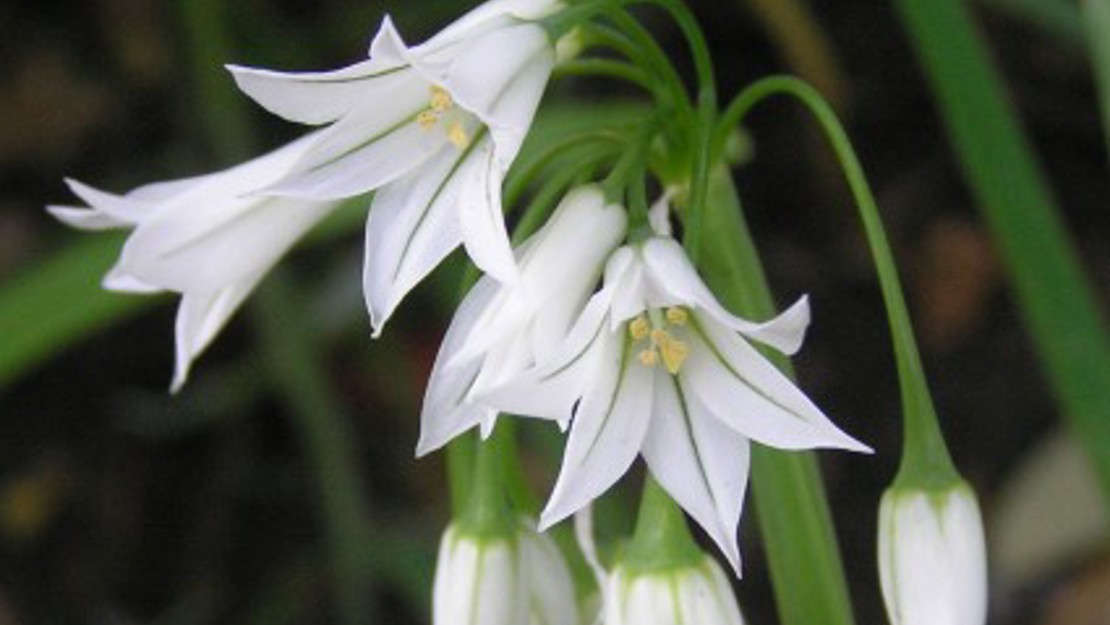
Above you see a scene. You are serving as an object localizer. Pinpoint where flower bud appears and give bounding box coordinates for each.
[433,520,578,625]
[604,556,745,625]
[878,482,987,625]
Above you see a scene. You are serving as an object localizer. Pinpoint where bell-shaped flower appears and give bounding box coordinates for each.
[604,556,745,625]
[878,481,988,625]
[483,224,870,574]
[227,0,562,332]
[47,134,346,391]
[433,518,579,625]
[417,184,627,455]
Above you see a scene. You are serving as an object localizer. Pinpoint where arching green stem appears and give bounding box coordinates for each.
[718,75,959,486]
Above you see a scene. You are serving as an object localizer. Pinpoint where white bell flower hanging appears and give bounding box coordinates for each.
[48,135,344,391]
[227,0,563,332]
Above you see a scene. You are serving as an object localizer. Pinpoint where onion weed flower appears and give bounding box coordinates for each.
[604,557,745,625]
[485,223,870,573]
[418,184,626,455]
[227,0,562,332]
[47,135,344,391]
[878,481,988,625]
[433,519,578,625]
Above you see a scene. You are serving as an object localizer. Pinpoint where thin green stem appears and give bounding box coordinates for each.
[719,76,958,485]
[554,58,653,90]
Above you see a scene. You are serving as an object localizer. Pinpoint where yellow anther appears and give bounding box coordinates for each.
[650,329,669,347]
[660,339,689,375]
[417,110,439,129]
[429,86,453,112]
[629,317,650,341]
[638,349,658,367]
[665,307,688,326]
[448,122,469,148]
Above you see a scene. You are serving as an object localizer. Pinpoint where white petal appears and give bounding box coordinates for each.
[642,237,810,354]
[682,314,871,453]
[480,286,613,421]
[103,265,161,293]
[171,273,263,393]
[417,276,502,457]
[264,78,449,200]
[419,0,562,50]
[457,134,518,284]
[605,247,649,327]
[679,560,746,625]
[437,23,554,165]
[119,195,342,293]
[362,145,467,335]
[61,179,150,225]
[641,372,750,575]
[47,205,131,231]
[539,331,653,529]
[227,19,412,125]
[520,524,578,625]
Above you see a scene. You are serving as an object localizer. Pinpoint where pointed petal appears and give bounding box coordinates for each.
[642,237,810,354]
[642,373,750,575]
[227,19,412,125]
[362,145,467,335]
[457,134,518,284]
[419,0,561,51]
[62,178,150,224]
[682,314,871,453]
[264,81,449,199]
[436,23,553,165]
[539,332,653,528]
[103,264,161,293]
[120,195,341,293]
[170,273,263,392]
[47,205,131,231]
[479,286,613,421]
[417,277,502,456]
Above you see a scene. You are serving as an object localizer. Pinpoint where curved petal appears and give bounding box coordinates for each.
[47,205,131,231]
[120,195,342,293]
[437,23,554,165]
[419,0,562,51]
[682,313,871,453]
[59,179,151,225]
[227,18,412,125]
[362,145,467,335]
[642,237,810,354]
[171,272,264,393]
[520,523,579,625]
[456,133,518,284]
[642,373,750,575]
[417,276,502,456]
[263,77,448,200]
[480,285,614,421]
[539,332,653,529]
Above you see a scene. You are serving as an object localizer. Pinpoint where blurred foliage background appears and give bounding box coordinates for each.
[1,0,1109,624]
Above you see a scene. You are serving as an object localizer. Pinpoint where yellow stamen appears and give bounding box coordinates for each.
[448,122,469,148]
[430,86,453,112]
[650,329,669,347]
[629,317,650,341]
[417,110,438,129]
[660,338,689,374]
[666,307,688,326]
[638,349,658,367]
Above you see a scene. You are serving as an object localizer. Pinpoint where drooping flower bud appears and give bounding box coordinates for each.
[433,519,578,625]
[878,481,987,625]
[603,556,745,625]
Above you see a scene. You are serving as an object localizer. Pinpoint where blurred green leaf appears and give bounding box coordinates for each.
[979,0,1083,42]
[896,0,1110,494]
[0,235,157,389]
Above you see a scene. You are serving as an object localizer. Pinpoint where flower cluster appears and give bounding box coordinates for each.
[50,0,986,624]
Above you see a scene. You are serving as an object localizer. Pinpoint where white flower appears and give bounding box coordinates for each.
[484,231,870,574]
[434,519,578,625]
[47,135,344,391]
[227,0,561,333]
[604,557,745,625]
[418,184,627,455]
[878,482,988,625]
